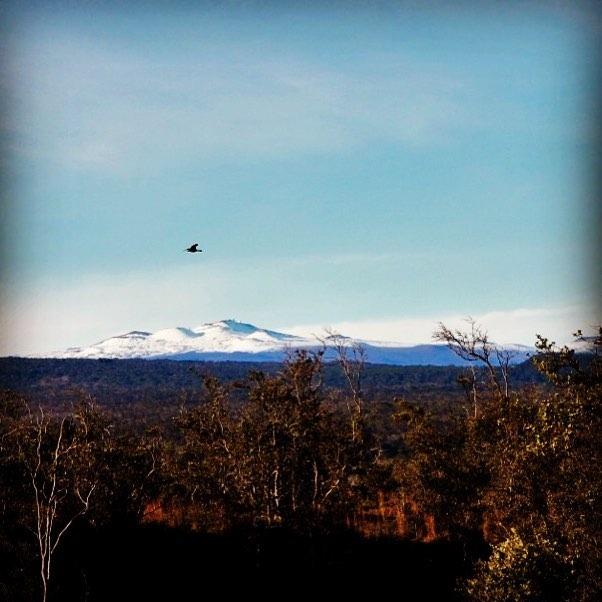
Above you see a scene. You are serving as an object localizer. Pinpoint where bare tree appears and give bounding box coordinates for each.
[433,318,514,417]
[17,403,102,602]
[321,329,366,441]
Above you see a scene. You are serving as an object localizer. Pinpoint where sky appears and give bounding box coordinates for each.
[0,1,600,354]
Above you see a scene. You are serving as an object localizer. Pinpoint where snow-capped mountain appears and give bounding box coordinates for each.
[45,319,534,366]
[59,320,309,360]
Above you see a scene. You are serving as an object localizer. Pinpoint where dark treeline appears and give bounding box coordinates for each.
[0,328,600,601]
[0,355,545,406]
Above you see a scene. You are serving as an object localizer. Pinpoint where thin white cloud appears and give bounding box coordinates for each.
[4,30,479,176]
[282,251,421,267]
[283,305,600,347]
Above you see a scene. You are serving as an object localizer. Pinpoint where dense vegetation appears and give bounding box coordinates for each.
[0,355,544,406]
[0,327,599,601]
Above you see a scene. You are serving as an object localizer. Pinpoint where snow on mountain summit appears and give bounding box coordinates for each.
[151,327,201,342]
[193,319,301,341]
[197,319,260,334]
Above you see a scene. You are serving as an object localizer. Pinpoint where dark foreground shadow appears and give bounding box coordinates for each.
[38,523,485,601]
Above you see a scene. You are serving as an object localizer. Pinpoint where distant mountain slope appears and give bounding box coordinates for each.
[36,319,533,366]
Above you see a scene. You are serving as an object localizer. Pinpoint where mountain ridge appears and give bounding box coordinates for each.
[37,319,534,367]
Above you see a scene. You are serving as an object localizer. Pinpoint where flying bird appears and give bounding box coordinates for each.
[185,243,203,253]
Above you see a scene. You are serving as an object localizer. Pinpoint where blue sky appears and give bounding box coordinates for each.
[1,1,600,354]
